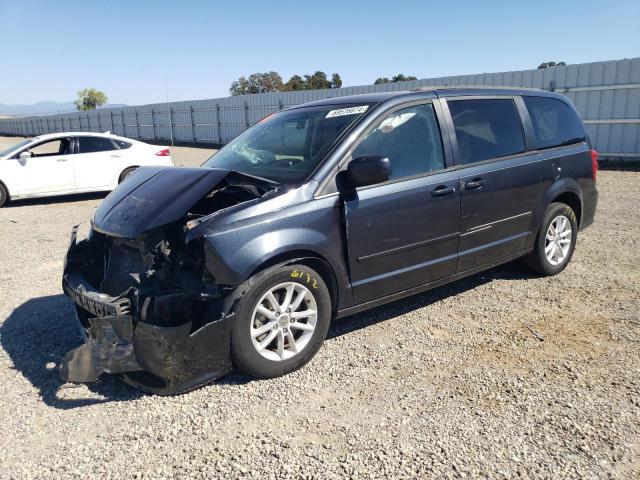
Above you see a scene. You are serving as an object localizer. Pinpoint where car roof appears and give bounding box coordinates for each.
[28,131,140,145]
[290,92,412,108]
[290,86,568,109]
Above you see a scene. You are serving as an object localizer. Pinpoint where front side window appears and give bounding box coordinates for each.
[352,104,445,180]
[29,138,72,157]
[78,136,117,153]
[448,98,525,165]
[524,96,586,149]
[202,104,370,184]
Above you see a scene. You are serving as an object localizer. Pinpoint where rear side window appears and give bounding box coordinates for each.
[78,136,117,153]
[448,99,525,165]
[524,96,586,149]
[114,139,132,149]
[352,104,445,180]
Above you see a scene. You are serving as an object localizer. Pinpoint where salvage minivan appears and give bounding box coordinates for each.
[61,87,598,394]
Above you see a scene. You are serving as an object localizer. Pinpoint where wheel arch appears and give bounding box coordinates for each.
[551,191,582,226]
[0,178,10,202]
[540,178,584,227]
[526,179,584,249]
[248,250,340,315]
[118,165,140,183]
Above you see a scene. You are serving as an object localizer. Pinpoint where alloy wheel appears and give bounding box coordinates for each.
[545,215,572,266]
[250,282,318,361]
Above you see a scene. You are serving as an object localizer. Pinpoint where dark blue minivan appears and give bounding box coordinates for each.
[61,87,598,394]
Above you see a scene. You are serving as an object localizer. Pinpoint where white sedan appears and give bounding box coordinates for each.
[0,132,174,207]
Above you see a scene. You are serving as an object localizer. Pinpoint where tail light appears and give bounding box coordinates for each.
[155,148,170,157]
[591,149,599,180]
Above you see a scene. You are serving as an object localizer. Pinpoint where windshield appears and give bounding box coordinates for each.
[202,104,371,184]
[0,138,33,157]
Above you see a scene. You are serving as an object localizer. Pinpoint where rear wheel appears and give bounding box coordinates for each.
[525,202,578,275]
[230,264,332,379]
[118,167,138,184]
[0,183,8,208]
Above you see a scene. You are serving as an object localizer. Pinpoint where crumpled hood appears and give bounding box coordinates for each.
[92,166,231,238]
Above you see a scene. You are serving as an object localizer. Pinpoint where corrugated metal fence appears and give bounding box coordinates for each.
[1,58,638,160]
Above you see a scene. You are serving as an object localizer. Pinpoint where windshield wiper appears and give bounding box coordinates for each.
[227,170,281,187]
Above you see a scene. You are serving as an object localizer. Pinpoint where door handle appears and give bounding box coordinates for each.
[431,185,456,197]
[110,154,121,158]
[56,158,68,162]
[464,177,486,190]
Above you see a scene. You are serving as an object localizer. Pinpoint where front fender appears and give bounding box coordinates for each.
[194,193,353,309]
[204,227,330,285]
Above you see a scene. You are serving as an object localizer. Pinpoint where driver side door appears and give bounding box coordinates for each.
[341,102,461,304]
[14,137,76,195]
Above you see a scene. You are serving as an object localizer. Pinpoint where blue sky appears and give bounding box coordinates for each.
[0,0,638,105]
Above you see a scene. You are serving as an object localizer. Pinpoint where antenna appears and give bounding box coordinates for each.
[164,76,174,147]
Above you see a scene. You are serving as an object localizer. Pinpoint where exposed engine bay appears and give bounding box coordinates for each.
[60,167,280,394]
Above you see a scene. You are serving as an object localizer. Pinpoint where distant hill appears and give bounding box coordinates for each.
[0,101,127,117]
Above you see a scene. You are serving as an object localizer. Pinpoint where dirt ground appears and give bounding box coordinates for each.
[0,135,638,479]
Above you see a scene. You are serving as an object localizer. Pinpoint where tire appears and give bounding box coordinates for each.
[0,183,8,208]
[525,202,578,275]
[231,264,332,379]
[118,167,138,184]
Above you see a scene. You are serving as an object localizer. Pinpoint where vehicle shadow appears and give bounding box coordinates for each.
[2,262,532,406]
[0,294,143,409]
[6,191,107,207]
[327,261,532,340]
[219,261,533,386]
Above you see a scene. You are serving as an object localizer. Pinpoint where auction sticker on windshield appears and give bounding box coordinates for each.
[325,105,368,118]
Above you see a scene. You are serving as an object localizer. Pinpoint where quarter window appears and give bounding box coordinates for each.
[352,104,445,180]
[448,99,525,164]
[524,96,586,149]
[114,139,132,149]
[78,136,117,153]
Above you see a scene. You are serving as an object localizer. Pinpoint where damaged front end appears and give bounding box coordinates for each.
[60,167,278,394]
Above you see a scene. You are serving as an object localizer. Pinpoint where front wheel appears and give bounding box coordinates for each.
[0,183,8,208]
[525,202,578,275]
[230,264,332,379]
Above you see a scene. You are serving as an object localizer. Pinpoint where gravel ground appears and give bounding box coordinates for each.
[0,136,638,479]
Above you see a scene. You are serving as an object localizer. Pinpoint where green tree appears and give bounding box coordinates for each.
[284,74,305,91]
[230,71,284,95]
[537,61,567,69]
[391,74,417,82]
[304,71,331,90]
[231,70,344,94]
[330,73,343,88]
[74,88,108,111]
[374,74,417,84]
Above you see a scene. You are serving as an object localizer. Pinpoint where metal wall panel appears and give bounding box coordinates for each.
[1,58,638,160]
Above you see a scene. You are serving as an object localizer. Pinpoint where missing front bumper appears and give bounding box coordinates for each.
[59,314,140,383]
[59,308,236,394]
[60,227,237,395]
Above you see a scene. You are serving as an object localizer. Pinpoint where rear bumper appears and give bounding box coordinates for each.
[60,226,236,395]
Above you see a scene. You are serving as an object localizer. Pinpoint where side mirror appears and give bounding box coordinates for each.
[342,155,391,189]
[19,151,31,159]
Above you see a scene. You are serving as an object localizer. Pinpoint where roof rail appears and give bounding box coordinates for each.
[410,85,543,92]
